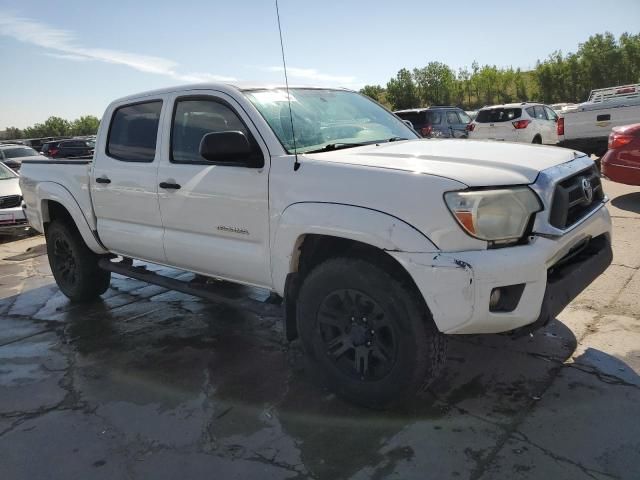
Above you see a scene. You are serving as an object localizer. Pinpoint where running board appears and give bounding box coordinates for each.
[98,259,282,316]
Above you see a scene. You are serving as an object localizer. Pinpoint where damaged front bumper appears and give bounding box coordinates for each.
[389,205,612,334]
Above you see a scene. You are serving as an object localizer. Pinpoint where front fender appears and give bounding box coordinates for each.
[271,202,438,294]
[32,182,107,254]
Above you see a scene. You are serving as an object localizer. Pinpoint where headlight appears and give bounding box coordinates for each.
[444,187,542,242]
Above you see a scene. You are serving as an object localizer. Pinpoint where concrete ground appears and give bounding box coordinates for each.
[0,179,638,480]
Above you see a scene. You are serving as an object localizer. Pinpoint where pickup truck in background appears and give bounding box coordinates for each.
[558,83,640,156]
[19,83,613,407]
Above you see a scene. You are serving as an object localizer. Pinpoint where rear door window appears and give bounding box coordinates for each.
[107,101,163,162]
[475,108,522,123]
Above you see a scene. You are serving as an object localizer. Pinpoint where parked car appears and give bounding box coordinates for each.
[468,103,560,144]
[550,103,577,113]
[41,139,95,158]
[0,144,47,172]
[0,162,29,234]
[394,107,472,138]
[601,123,640,185]
[558,84,640,156]
[20,84,611,408]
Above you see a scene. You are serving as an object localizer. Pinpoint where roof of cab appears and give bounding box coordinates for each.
[110,82,351,105]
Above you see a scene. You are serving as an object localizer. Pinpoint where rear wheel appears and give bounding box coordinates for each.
[297,257,446,408]
[46,220,111,302]
[532,135,542,144]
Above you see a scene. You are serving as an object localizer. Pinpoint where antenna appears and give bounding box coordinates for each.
[275,0,300,171]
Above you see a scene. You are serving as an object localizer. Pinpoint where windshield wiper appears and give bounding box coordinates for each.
[303,137,409,154]
[303,142,371,154]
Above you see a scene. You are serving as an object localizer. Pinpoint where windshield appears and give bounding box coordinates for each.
[0,162,17,179]
[2,146,38,158]
[244,89,418,153]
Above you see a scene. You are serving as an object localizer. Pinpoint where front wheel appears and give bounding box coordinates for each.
[297,257,447,408]
[46,220,111,302]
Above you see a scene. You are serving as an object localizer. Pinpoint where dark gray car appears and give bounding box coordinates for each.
[394,107,472,138]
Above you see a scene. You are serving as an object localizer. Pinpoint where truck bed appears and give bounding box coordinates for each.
[19,158,95,234]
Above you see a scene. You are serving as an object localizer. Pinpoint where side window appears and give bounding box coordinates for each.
[458,111,472,124]
[446,111,460,125]
[428,112,442,125]
[533,106,547,120]
[544,106,558,121]
[525,107,536,117]
[171,98,250,164]
[107,101,162,162]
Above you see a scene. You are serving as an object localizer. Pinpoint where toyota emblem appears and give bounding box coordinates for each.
[581,178,593,203]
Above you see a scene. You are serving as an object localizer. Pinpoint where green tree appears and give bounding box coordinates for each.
[3,127,23,140]
[70,116,100,136]
[413,62,456,106]
[386,68,419,110]
[360,85,384,102]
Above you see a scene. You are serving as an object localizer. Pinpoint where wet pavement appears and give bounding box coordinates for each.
[1,179,639,480]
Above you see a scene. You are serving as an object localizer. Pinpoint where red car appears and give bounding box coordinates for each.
[601,123,640,185]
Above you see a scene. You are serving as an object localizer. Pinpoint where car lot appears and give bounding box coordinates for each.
[0,178,638,479]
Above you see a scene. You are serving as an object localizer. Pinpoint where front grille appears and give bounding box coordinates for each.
[0,195,22,209]
[549,166,604,229]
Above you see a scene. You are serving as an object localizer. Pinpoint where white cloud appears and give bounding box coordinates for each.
[0,11,236,82]
[266,66,356,85]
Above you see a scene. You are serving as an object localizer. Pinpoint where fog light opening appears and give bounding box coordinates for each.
[489,284,526,313]
[490,288,502,309]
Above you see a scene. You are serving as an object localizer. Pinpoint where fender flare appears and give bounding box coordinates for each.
[271,202,437,295]
[35,182,108,254]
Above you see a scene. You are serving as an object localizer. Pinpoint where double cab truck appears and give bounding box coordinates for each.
[19,84,613,407]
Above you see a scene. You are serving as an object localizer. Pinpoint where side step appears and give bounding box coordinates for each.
[98,258,282,316]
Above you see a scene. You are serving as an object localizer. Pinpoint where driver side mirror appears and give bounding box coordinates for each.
[199,131,263,167]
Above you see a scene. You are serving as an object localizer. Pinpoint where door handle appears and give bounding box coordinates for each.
[159,182,181,190]
[95,177,111,184]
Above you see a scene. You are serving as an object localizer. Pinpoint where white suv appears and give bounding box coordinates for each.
[468,102,560,145]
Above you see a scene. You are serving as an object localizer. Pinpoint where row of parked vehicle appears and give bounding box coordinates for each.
[394,83,640,157]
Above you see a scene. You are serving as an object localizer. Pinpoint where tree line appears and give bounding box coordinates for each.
[2,115,100,140]
[361,32,640,111]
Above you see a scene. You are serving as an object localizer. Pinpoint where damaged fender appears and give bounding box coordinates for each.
[389,251,476,332]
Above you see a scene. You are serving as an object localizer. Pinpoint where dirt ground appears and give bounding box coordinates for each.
[0,179,638,480]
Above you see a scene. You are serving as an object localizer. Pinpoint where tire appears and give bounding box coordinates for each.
[46,220,111,302]
[532,135,542,144]
[296,257,447,408]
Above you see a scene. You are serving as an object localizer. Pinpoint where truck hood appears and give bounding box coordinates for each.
[304,139,582,186]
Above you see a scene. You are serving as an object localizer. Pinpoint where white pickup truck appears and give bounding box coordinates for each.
[19,84,612,407]
[559,83,640,156]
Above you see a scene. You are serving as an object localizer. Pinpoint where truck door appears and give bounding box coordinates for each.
[91,98,167,263]
[157,90,271,288]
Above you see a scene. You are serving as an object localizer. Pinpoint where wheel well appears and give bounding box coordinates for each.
[533,134,542,142]
[42,200,74,232]
[284,234,423,341]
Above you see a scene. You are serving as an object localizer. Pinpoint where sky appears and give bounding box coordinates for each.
[0,0,639,129]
